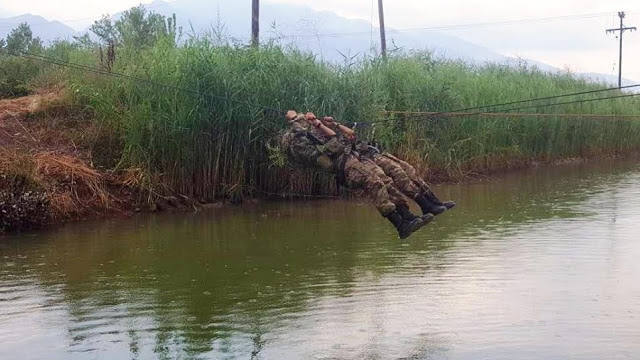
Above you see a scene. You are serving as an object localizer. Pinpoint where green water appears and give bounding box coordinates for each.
[1,161,640,359]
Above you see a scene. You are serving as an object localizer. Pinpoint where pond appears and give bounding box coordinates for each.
[1,160,639,359]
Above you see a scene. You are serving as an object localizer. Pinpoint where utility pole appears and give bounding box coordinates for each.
[378,0,387,58]
[252,0,260,47]
[606,11,636,88]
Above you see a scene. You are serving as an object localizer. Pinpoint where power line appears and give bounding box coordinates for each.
[383,83,640,117]
[370,92,640,124]
[488,92,640,113]
[3,8,636,37]
[379,111,640,119]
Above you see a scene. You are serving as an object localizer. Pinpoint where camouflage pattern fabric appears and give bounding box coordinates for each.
[360,157,408,206]
[371,153,422,198]
[376,152,441,202]
[280,116,334,171]
[326,123,355,153]
[342,153,399,216]
[281,117,405,216]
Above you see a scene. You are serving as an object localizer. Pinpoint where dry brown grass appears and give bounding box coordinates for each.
[0,148,121,219]
[0,88,138,224]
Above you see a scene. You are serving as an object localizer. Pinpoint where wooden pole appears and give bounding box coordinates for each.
[606,11,636,88]
[378,0,387,58]
[252,0,260,47]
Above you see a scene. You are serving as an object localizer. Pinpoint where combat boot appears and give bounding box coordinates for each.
[423,191,456,210]
[441,201,456,209]
[397,203,434,225]
[415,195,448,216]
[396,203,419,220]
[386,210,434,240]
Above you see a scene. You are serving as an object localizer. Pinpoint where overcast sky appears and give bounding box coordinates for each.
[3,0,640,81]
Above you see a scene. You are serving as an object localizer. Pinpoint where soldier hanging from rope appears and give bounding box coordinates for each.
[280,110,433,239]
[320,116,456,217]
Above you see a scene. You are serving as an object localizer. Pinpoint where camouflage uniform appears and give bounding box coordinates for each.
[280,114,335,172]
[345,133,437,202]
[376,152,447,203]
[341,153,398,215]
[282,115,403,216]
[370,153,422,199]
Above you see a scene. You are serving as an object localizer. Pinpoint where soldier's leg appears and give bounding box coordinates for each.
[360,157,394,188]
[343,155,432,239]
[361,157,419,221]
[371,153,421,199]
[382,152,456,212]
[343,155,396,216]
[381,153,432,194]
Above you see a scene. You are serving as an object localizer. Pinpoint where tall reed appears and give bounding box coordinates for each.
[63,39,640,201]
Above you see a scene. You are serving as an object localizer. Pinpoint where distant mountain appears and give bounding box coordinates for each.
[0,14,76,44]
[114,0,509,64]
[137,0,635,84]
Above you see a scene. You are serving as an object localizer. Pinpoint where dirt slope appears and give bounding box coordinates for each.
[0,89,139,232]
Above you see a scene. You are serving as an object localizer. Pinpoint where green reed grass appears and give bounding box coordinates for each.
[61,39,640,201]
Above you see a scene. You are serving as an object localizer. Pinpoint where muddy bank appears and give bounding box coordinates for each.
[0,89,203,233]
[0,90,143,232]
[0,175,49,232]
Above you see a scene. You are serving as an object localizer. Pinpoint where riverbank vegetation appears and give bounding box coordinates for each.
[2,5,640,230]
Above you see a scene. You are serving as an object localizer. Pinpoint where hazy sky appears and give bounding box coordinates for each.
[3,0,640,81]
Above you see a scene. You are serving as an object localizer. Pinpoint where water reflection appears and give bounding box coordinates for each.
[1,160,639,359]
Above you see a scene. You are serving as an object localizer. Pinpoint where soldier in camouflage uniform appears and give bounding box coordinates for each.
[320,116,455,216]
[316,116,422,219]
[281,111,432,239]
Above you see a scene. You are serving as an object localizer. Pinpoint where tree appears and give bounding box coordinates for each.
[90,15,117,44]
[90,6,180,48]
[0,39,6,51]
[72,33,96,49]
[5,23,43,54]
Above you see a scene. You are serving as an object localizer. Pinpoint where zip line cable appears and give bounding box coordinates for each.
[16,49,640,116]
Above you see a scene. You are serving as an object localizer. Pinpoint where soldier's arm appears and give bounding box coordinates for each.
[322,116,355,138]
[306,113,337,137]
[316,121,337,137]
[337,123,355,137]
